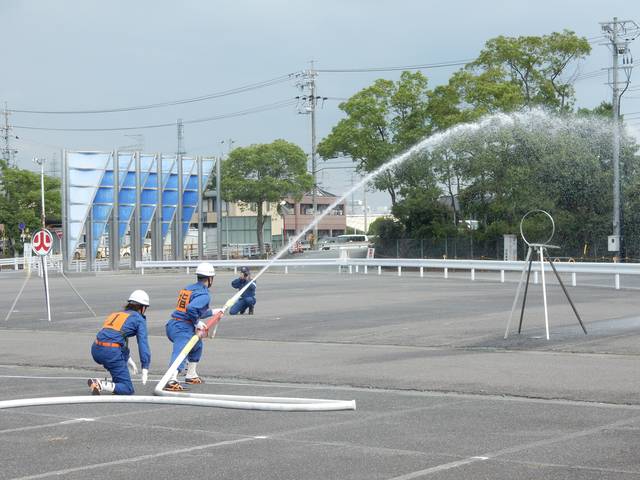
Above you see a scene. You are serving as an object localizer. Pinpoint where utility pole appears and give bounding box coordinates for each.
[297,63,327,247]
[1,103,18,167]
[601,17,638,261]
[220,139,234,259]
[176,119,185,155]
[363,181,368,235]
[216,153,222,259]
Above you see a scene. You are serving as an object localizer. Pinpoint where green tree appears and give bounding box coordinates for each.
[318,71,431,207]
[468,30,591,110]
[221,140,313,254]
[368,217,405,256]
[0,162,61,256]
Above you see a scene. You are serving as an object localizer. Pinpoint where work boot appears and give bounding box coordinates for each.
[163,380,186,392]
[87,378,115,395]
[185,376,204,385]
[184,362,203,384]
[248,305,254,315]
[87,378,101,395]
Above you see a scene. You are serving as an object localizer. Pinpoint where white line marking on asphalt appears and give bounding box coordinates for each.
[386,456,488,479]
[384,414,640,479]
[0,418,93,434]
[9,437,261,480]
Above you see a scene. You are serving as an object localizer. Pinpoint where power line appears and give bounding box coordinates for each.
[317,59,472,73]
[8,73,298,115]
[13,99,298,132]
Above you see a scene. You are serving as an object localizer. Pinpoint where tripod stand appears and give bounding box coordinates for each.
[4,255,96,322]
[504,243,587,340]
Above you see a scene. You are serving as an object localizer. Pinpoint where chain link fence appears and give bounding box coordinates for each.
[372,235,624,261]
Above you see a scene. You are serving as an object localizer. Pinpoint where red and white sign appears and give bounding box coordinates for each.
[32,229,53,256]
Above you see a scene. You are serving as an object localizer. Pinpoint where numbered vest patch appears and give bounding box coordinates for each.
[102,312,130,332]
[176,289,193,313]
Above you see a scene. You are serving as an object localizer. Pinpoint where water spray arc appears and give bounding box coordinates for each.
[1,109,613,411]
[164,109,611,364]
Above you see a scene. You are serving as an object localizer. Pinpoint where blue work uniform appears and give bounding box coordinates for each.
[229,277,256,315]
[91,310,151,395]
[165,282,212,371]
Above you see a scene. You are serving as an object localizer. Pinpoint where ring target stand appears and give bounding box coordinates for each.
[504,210,587,340]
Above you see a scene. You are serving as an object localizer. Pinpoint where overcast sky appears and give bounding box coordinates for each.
[3,0,639,209]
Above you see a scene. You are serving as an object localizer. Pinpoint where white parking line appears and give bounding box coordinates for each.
[0,418,93,435]
[387,457,488,479]
[9,436,262,480]
[385,414,640,479]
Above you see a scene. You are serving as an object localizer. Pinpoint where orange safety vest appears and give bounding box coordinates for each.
[102,312,131,331]
[175,289,193,313]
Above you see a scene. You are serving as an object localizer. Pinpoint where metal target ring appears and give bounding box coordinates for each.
[519,210,555,246]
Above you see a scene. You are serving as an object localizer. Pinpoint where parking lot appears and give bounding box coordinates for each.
[0,269,639,479]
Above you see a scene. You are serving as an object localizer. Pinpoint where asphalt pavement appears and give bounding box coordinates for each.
[0,268,639,479]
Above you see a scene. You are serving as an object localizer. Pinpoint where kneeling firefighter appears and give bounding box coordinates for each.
[88,290,151,395]
[229,266,256,315]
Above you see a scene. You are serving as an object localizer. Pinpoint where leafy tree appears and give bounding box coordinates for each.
[221,140,312,254]
[0,162,61,256]
[468,30,591,110]
[318,71,431,207]
[577,101,612,118]
[368,217,405,256]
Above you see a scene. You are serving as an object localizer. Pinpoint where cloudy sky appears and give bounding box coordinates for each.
[3,0,639,209]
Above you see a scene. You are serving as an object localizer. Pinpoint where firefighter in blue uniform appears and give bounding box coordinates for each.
[88,290,151,395]
[163,262,216,391]
[229,266,256,315]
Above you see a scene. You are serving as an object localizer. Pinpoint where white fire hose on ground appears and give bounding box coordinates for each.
[0,283,356,412]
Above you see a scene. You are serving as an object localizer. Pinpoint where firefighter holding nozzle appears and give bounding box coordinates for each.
[229,266,256,315]
[164,262,218,391]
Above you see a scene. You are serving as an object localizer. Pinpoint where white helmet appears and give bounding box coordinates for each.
[195,262,216,278]
[128,289,150,306]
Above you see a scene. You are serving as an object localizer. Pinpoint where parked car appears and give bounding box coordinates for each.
[120,240,152,257]
[319,237,338,250]
[320,235,370,250]
[336,234,369,243]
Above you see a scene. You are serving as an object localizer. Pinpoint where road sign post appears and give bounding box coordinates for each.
[32,228,53,322]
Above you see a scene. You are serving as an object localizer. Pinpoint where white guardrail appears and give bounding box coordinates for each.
[0,254,64,272]
[136,258,640,290]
